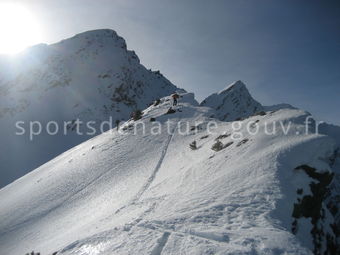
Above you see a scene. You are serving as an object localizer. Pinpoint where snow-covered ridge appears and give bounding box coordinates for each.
[0,91,339,254]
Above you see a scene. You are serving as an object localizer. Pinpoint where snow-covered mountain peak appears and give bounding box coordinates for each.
[53,29,131,57]
[0,29,178,187]
[200,80,263,121]
[218,80,246,94]
[71,29,123,42]
[57,29,125,47]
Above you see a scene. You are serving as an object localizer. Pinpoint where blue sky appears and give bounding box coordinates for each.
[26,0,340,124]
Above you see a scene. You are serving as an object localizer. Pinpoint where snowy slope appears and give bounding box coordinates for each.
[0,90,339,254]
[0,29,177,187]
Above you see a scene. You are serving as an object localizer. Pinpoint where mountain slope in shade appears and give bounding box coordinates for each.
[200,80,263,121]
[0,29,178,188]
[0,91,339,255]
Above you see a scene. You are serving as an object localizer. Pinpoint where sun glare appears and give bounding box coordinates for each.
[0,3,43,54]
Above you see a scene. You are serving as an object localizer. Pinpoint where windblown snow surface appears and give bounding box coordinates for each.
[0,90,339,254]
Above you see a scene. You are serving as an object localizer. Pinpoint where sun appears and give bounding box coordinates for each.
[0,3,43,54]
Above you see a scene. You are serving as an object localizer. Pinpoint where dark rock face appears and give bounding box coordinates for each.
[292,164,339,255]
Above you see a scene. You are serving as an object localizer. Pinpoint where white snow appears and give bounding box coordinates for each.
[0,91,338,254]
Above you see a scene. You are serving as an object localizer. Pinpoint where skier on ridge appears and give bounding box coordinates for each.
[171,93,179,106]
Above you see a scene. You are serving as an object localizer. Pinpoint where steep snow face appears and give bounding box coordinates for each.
[200,80,263,121]
[0,29,178,187]
[0,93,338,255]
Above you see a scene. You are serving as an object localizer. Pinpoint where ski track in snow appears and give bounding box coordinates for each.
[114,122,177,216]
[138,222,229,244]
[150,231,171,255]
[111,120,179,254]
[133,124,176,202]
